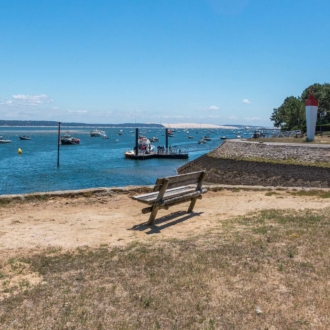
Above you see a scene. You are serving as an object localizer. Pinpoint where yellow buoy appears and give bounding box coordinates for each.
[18,148,22,154]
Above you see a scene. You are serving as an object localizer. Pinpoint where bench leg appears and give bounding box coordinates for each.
[147,206,159,225]
[187,198,197,213]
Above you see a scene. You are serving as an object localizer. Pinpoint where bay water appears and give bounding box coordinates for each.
[0,127,243,195]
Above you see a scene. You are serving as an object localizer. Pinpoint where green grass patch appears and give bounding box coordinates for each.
[265,191,281,196]
[287,190,330,198]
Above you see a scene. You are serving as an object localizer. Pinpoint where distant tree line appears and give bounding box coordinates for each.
[0,120,164,128]
[270,83,330,131]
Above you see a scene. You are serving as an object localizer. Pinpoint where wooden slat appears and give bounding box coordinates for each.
[164,171,203,184]
[167,179,198,190]
[150,171,205,192]
[133,185,191,200]
[156,188,207,206]
[133,186,196,204]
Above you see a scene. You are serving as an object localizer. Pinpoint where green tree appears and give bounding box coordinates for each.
[270,96,305,130]
[301,83,330,126]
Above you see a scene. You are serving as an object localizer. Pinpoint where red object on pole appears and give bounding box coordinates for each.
[305,88,319,106]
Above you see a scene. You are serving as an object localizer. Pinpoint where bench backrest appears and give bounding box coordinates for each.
[152,171,206,192]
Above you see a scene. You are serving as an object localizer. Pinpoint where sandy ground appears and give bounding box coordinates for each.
[0,189,329,258]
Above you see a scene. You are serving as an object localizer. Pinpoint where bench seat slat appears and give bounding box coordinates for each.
[133,185,192,199]
[133,186,196,204]
[159,188,207,206]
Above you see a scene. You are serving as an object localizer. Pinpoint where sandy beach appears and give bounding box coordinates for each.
[1,187,328,257]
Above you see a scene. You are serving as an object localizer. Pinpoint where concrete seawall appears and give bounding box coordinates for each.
[178,140,330,188]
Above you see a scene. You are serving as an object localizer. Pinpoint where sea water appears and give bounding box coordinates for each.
[0,127,242,195]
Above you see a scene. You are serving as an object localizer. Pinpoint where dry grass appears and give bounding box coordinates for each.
[249,135,330,144]
[286,190,330,199]
[1,208,330,329]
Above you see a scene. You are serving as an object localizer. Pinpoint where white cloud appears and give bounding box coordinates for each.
[12,94,52,105]
[244,117,261,121]
[162,115,186,119]
[242,99,251,104]
[67,110,87,113]
[228,116,238,120]
[203,105,220,111]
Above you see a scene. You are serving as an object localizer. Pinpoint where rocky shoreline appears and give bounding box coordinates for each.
[178,150,330,188]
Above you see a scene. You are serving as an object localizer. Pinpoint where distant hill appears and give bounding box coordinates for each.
[0,120,164,128]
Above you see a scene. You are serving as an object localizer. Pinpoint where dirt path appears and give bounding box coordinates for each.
[1,189,329,258]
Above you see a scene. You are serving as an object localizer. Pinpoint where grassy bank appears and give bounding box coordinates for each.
[1,207,330,329]
[248,135,330,144]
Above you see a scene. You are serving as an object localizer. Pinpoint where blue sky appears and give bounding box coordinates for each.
[1,0,329,126]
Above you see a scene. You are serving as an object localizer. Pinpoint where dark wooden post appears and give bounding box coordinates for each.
[165,128,168,152]
[135,128,139,155]
[57,122,61,167]
[148,178,169,225]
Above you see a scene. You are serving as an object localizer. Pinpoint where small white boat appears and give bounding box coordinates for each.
[0,136,11,143]
[198,139,206,144]
[124,136,155,158]
[90,128,107,138]
[220,136,227,140]
[188,136,194,139]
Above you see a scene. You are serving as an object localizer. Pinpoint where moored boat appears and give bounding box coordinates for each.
[19,135,32,140]
[124,136,155,158]
[90,128,107,138]
[0,136,11,143]
[61,132,80,145]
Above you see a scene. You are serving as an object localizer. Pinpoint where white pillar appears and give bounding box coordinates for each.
[305,90,318,141]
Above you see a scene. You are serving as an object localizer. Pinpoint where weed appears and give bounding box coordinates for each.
[265,191,280,196]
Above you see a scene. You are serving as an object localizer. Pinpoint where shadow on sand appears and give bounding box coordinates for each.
[129,211,203,234]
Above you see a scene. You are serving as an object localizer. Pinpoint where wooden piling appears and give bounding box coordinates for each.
[135,128,139,155]
[57,122,61,167]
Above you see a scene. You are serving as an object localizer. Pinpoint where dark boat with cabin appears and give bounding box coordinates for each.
[19,135,32,140]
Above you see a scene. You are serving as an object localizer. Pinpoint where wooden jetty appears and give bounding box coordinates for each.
[124,151,188,160]
[124,127,189,160]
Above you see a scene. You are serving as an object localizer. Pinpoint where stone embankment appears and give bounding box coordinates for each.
[178,140,330,188]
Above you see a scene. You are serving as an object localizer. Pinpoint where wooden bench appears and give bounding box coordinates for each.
[132,171,207,225]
